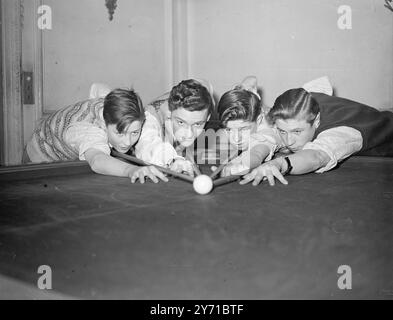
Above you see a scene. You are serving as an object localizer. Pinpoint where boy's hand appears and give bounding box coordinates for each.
[129,166,168,184]
[220,163,250,177]
[240,162,288,186]
[169,159,194,177]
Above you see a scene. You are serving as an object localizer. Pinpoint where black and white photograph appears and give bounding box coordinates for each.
[0,0,392,304]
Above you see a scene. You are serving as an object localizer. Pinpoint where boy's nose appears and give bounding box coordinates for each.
[184,126,194,139]
[287,135,296,147]
[122,135,131,145]
[231,131,241,143]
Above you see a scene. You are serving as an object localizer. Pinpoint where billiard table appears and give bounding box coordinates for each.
[0,156,392,299]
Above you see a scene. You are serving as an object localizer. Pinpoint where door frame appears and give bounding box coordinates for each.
[1,0,23,165]
[1,0,43,165]
[32,0,44,122]
[0,0,3,165]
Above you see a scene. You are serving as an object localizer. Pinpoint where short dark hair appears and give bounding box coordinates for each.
[168,79,213,114]
[267,88,320,125]
[103,88,145,133]
[217,89,261,127]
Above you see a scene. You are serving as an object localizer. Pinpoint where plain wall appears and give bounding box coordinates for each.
[24,0,393,113]
[188,0,393,111]
[41,0,171,110]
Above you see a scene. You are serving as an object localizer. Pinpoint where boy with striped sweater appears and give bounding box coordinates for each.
[24,88,167,184]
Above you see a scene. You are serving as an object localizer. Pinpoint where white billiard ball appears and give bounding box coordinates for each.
[193,174,213,195]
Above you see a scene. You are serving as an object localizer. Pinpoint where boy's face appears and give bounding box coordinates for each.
[107,120,143,153]
[170,107,210,148]
[225,120,258,151]
[275,117,317,152]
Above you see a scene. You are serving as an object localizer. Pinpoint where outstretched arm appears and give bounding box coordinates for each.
[240,126,362,186]
[220,143,272,176]
[84,148,168,183]
[240,150,330,186]
[134,112,179,166]
[221,126,280,176]
[240,149,330,186]
[134,111,195,176]
[279,149,331,175]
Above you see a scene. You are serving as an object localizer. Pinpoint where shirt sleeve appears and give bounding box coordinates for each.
[302,76,333,96]
[249,127,280,162]
[229,123,280,170]
[89,83,112,99]
[302,126,363,173]
[249,119,280,161]
[65,123,111,161]
[134,111,181,166]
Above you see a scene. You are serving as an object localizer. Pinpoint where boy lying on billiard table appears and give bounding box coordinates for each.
[214,76,279,176]
[134,79,214,177]
[238,78,393,186]
[24,88,168,184]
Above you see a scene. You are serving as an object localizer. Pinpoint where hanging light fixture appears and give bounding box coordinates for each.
[105,0,118,21]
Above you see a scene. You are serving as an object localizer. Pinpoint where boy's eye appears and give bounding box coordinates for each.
[177,120,184,126]
[293,130,302,135]
[131,131,140,136]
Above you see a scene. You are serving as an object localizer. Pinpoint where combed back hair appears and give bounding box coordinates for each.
[217,89,261,127]
[168,79,214,114]
[103,88,145,133]
[267,88,320,125]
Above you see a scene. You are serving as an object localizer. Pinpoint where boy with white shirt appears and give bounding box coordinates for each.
[240,77,393,186]
[134,79,214,176]
[215,76,279,176]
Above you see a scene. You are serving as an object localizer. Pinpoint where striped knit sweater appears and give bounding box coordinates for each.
[27,98,106,162]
